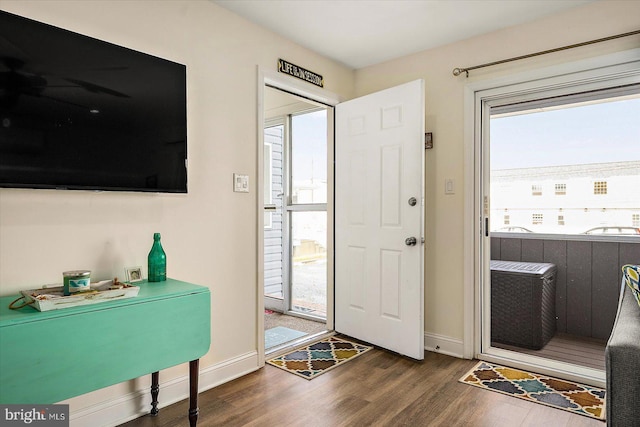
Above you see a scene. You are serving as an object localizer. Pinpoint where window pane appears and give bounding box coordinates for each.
[490,92,640,235]
[594,181,608,195]
[291,211,326,317]
[291,110,327,204]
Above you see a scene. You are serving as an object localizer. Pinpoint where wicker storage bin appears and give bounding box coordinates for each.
[491,260,557,350]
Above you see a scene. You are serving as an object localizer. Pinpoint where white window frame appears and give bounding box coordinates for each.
[462,49,640,385]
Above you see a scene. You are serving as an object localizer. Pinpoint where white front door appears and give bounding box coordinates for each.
[335,80,425,360]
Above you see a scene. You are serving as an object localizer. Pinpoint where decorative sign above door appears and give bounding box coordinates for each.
[278,59,324,88]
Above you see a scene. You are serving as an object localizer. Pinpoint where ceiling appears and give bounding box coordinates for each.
[213,0,594,69]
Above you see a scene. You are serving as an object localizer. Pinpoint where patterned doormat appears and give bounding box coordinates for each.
[267,336,372,380]
[460,361,606,420]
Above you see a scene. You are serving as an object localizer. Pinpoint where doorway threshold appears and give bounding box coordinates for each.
[266,330,335,359]
[479,346,605,388]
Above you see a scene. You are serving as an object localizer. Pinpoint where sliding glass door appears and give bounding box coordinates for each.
[477,81,640,386]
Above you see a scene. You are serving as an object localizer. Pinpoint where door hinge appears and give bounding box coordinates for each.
[425,132,433,149]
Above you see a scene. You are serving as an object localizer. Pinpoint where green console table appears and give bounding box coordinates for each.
[0,278,211,426]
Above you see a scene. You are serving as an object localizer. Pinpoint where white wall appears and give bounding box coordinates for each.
[354,0,640,349]
[0,0,354,424]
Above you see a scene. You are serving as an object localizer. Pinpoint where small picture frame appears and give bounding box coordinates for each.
[125,266,143,283]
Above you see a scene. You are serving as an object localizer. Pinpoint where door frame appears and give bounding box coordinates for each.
[462,49,640,385]
[257,67,342,365]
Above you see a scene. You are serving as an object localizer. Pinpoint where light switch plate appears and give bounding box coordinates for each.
[445,178,455,195]
[233,173,249,193]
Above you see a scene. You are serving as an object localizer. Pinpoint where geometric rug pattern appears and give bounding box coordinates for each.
[460,361,606,421]
[267,336,372,380]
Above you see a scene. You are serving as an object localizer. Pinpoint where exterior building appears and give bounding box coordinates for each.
[491,160,640,234]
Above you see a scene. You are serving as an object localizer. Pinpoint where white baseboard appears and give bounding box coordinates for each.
[70,351,259,427]
[424,332,466,359]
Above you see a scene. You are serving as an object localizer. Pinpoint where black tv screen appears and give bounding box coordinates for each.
[0,10,187,193]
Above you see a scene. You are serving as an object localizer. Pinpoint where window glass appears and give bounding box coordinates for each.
[594,181,607,195]
[291,211,327,317]
[291,110,327,204]
[490,91,640,235]
[532,213,543,225]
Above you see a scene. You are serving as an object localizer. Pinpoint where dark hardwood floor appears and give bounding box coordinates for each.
[121,347,604,427]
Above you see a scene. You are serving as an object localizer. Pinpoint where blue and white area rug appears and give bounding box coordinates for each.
[460,361,605,421]
[265,326,307,349]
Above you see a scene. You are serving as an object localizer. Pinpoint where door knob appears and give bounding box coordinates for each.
[408,197,417,206]
[405,237,417,246]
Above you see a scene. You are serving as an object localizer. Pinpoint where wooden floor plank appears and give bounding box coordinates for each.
[493,332,606,370]
[120,345,605,427]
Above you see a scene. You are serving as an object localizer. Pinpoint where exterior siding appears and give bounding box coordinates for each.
[264,125,284,297]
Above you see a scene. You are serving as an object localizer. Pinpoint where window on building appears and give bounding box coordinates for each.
[532,184,542,196]
[633,214,640,227]
[555,183,566,195]
[558,215,565,226]
[532,213,543,225]
[504,215,510,225]
[594,181,608,195]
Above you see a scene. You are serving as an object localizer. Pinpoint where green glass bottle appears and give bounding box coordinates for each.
[147,233,166,282]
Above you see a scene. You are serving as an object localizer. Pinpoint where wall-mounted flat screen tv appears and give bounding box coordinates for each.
[0,10,187,193]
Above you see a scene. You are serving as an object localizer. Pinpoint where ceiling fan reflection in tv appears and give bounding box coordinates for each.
[1,56,130,111]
